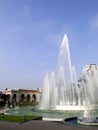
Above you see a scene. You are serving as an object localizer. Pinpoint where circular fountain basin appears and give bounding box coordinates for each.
[56,104,98,110]
[77,118,98,126]
[63,117,98,127]
[77,109,98,126]
[5,105,98,123]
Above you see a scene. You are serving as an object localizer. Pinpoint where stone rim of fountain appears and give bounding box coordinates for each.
[77,119,98,126]
[63,117,98,127]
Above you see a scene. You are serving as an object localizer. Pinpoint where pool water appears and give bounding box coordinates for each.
[6,106,83,119]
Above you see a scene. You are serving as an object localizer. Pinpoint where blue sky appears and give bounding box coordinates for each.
[0,0,98,91]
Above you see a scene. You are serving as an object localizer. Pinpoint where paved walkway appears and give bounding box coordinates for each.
[0,120,98,130]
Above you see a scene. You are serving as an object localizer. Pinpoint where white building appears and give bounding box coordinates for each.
[5,88,41,104]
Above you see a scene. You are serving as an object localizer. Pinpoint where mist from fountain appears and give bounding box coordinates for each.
[39,34,98,110]
[80,64,98,105]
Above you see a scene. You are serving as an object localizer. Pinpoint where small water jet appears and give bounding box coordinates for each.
[77,109,98,125]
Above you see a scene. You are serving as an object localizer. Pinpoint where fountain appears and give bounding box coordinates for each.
[39,34,98,125]
[40,34,98,110]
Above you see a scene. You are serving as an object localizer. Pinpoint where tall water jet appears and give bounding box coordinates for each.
[49,72,57,108]
[72,66,81,105]
[40,34,79,109]
[57,34,75,105]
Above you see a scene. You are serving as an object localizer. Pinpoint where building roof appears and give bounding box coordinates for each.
[6,88,41,93]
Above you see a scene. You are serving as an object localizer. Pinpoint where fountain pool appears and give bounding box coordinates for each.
[39,34,98,126]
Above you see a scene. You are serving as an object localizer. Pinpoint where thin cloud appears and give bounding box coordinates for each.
[11,25,23,33]
[90,14,98,30]
[39,62,46,68]
[31,20,73,46]
[23,4,30,16]
[43,33,63,45]
[0,47,8,58]
[32,20,55,35]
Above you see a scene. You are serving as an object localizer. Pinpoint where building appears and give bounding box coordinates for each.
[0,91,3,101]
[5,88,41,104]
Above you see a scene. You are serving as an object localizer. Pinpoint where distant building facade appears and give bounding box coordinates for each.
[0,91,3,101]
[5,88,41,104]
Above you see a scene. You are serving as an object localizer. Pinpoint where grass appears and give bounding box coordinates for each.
[0,114,42,123]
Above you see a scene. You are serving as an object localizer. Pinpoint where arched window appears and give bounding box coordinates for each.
[32,94,36,102]
[12,94,16,102]
[26,94,30,102]
[6,94,10,102]
[21,94,25,102]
